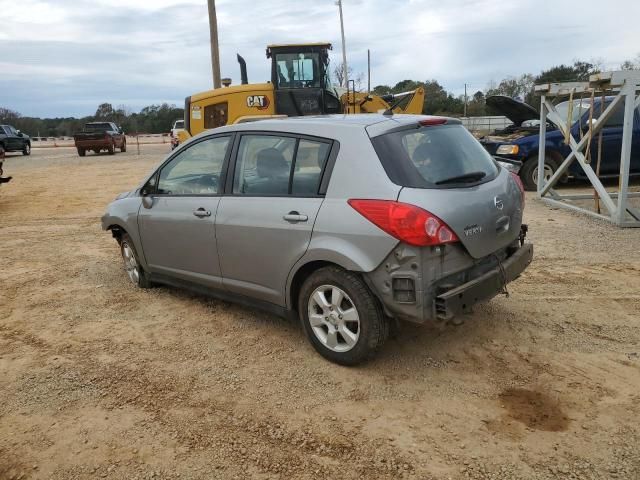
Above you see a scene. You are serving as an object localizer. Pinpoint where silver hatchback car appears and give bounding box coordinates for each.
[102,114,533,365]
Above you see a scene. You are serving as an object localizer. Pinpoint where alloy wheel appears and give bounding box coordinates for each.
[532,163,554,186]
[122,242,140,284]
[307,285,360,352]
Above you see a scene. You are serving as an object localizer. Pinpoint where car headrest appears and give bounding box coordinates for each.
[256,148,289,178]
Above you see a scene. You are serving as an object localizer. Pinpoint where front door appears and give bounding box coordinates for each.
[216,133,333,306]
[138,135,232,288]
[4,126,20,150]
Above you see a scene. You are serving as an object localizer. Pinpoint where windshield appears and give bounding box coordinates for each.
[274,52,321,88]
[371,124,499,188]
[85,123,112,132]
[554,99,593,126]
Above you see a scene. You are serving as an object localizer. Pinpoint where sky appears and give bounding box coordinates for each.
[1,0,639,118]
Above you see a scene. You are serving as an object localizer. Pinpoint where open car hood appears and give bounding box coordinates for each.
[486,95,538,126]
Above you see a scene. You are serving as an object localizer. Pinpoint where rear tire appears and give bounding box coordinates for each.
[120,233,152,288]
[77,147,86,157]
[520,155,558,191]
[22,142,31,156]
[298,266,388,365]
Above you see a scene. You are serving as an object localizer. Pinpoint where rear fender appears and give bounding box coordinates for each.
[285,234,398,310]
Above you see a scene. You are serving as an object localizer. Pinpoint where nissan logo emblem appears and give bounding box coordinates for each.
[494,197,504,210]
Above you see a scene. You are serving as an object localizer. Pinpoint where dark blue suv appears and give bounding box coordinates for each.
[480,95,640,190]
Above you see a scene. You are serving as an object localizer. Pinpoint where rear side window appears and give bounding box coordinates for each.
[371,124,499,188]
[292,140,330,195]
[233,134,331,196]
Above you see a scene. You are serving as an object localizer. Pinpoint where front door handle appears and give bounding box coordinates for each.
[283,211,308,223]
[193,208,211,218]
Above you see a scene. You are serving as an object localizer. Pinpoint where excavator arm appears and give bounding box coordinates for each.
[342,87,425,115]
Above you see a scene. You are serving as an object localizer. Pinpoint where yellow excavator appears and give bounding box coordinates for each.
[178,43,424,143]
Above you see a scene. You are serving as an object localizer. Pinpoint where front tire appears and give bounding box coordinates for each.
[520,155,558,191]
[107,142,115,155]
[23,142,31,156]
[77,147,86,157]
[298,266,388,365]
[120,140,126,152]
[120,233,152,288]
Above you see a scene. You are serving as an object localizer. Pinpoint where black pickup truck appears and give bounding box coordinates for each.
[74,122,126,157]
[0,124,31,156]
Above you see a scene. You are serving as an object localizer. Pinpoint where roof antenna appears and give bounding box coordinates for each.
[383,93,406,116]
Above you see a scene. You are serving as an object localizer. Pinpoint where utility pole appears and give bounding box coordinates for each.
[464,83,468,117]
[336,0,348,88]
[207,0,222,89]
[367,49,371,94]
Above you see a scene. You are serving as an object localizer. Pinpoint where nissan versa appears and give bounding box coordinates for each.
[101,114,533,365]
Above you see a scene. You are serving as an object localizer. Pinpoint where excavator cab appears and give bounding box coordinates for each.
[266,43,341,116]
[179,41,425,144]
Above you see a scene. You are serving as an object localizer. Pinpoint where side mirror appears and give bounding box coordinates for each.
[17,130,23,137]
[140,187,154,209]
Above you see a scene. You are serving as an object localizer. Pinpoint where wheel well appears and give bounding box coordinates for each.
[107,225,127,244]
[289,260,340,313]
[527,149,563,166]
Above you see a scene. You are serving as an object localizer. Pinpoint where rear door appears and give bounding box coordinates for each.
[216,132,333,306]
[137,134,232,288]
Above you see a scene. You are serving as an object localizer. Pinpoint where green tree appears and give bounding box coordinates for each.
[94,103,115,119]
[372,85,391,96]
[535,60,599,84]
[467,90,486,116]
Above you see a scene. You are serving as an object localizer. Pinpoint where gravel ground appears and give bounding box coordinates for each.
[1,145,639,480]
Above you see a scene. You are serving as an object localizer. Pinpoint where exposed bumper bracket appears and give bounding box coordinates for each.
[435,243,533,320]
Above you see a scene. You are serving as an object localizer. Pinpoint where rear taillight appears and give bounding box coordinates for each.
[510,172,525,207]
[348,199,459,247]
[419,118,448,127]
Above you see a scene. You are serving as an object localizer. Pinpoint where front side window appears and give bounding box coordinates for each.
[275,53,320,89]
[372,124,499,188]
[233,135,296,195]
[157,136,230,195]
[204,102,228,129]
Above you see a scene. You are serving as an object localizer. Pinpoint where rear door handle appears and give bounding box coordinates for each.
[283,211,308,223]
[193,208,211,218]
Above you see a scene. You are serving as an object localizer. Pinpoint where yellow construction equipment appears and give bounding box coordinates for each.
[179,43,424,143]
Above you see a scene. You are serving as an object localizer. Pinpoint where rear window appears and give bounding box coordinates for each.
[85,123,112,132]
[371,124,499,188]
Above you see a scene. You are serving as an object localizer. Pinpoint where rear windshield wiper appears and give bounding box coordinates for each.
[435,171,487,185]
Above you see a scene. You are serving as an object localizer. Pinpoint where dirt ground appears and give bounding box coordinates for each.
[1,145,639,480]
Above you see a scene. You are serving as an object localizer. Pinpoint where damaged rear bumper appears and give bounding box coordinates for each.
[434,243,533,320]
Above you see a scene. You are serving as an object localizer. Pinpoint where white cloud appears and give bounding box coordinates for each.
[0,0,639,116]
